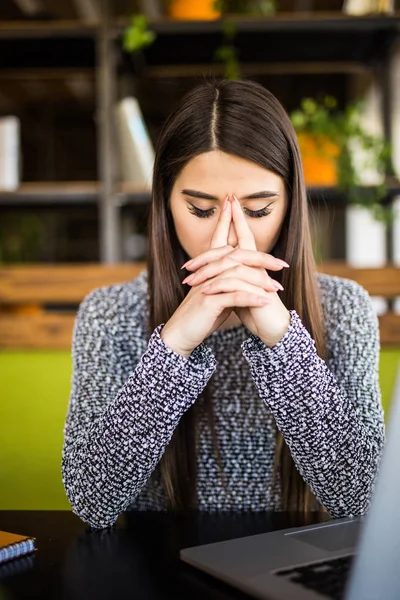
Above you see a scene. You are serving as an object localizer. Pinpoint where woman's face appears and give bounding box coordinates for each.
[169,150,288,259]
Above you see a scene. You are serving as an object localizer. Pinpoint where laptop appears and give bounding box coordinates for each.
[180,365,400,600]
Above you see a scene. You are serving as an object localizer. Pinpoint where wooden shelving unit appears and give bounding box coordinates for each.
[2,182,400,208]
[0,182,151,205]
[0,2,399,263]
[118,13,400,70]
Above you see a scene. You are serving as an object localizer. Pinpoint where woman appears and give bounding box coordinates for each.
[62,79,385,529]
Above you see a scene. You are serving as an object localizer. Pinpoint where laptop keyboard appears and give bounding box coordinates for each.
[275,555,354,600]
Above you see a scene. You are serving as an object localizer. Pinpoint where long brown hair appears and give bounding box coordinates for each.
[146,79,327,512]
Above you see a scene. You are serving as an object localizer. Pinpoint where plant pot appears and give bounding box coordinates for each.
[297,133,340,186]
[166,0,221,20]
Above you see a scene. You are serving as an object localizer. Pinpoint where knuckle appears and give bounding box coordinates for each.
[201,281,213,293]
[199,291,209,306]
[199,264,212,279]
[230,249,241,261]
[223,255,237,268]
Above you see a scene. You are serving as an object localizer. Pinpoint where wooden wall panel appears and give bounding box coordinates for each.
[0,263,146,303]
[1,262,399,348]
[0,313,75,349]
[1,312,399,350]
[319,263,400,297]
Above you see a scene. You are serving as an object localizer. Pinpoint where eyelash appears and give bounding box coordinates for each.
[188,205,273,219]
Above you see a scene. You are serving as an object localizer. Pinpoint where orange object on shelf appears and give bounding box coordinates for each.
[297,133,340,186]
[167,0,221,20]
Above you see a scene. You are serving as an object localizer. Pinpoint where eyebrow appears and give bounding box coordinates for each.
[181,189,279,201]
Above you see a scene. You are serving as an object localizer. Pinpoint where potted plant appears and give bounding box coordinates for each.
[290,96,395,223]
[214,22,241,80]
[123,2,275,78]
[166,0,221,19]
[125,1,221,22]
[213,0,276,78]
[166,0,275,19]
[123,14,157,54]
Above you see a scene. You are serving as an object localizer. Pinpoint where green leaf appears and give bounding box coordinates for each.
[123,14,156,53]
[290,94,396,222]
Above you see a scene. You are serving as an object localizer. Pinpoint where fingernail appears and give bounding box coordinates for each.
[233,194,240,205]
[181,259,193,270]
[223,194,229,211]
[275,259,290,268]
[272,281,284,291]
[182,274,194,285]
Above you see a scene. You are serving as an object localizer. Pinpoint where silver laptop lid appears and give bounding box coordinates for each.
[346,364,400,600]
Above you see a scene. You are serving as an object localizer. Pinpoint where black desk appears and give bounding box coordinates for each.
[0,510,329,600]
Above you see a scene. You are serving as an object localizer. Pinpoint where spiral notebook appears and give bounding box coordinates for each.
[0,530,36,565]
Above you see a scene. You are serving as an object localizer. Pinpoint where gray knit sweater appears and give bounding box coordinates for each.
[62,270,385,529]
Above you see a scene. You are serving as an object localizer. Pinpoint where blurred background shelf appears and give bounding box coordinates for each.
[0,15,398,72]
[2,183,399,206]
[307,185,400,204]
[118,14,400,72]
[0,182,152,205]
[0,20,98,37]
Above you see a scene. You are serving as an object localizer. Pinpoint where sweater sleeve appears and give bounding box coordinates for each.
[62,289,217,529]
[241,279,385,518]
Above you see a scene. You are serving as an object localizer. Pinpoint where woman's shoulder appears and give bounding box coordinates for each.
[315,271,377,327]
[77,269,149,330]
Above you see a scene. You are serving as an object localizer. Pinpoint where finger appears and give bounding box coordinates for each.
[203,290,270,309]
[202,277,279,297]
[231,194,257,251]
[183,248,289,277]
[183,254,238,284]
[212,266,284,292]
[229,248,289,270]
[209,194,232,250]
[184,261,284,292]
[182,244,235,271]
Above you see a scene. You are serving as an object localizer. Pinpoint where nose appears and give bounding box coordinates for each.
[227,222,238,248]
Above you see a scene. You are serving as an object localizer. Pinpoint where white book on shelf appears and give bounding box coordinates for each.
[0,116,20,191]
[343,0,394,15]
[115,97,154,189]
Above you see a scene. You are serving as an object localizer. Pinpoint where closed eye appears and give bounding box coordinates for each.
[188,204,273,219]
[245,206,273,218]
[188,205,215,219]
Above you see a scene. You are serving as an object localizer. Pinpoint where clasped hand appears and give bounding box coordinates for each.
[160,194,291,358]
